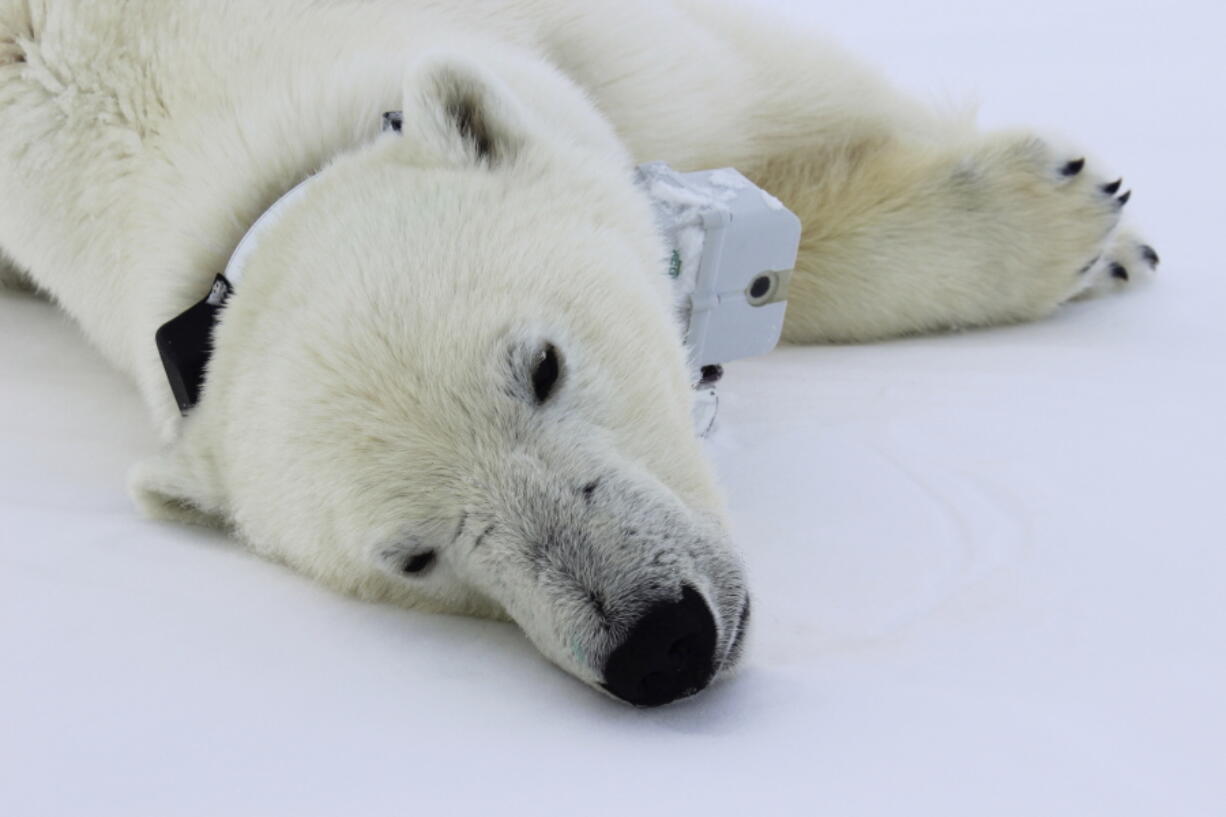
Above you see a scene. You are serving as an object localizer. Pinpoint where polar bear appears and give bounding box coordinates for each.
[0,0,1154,706]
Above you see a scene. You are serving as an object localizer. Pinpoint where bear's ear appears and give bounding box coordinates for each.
[398,55,530,167]
[128,435,226,529]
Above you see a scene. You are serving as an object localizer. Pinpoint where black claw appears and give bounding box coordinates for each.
[1139,244,1160,267]
[1110,262,1130,281]
[1101,179,1123,195]
[1117,190,1132,206]
[1061,158,1086,177]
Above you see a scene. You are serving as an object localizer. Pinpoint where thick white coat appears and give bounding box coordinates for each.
[0,0,1149,697]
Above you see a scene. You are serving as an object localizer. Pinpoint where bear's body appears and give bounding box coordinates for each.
[0,0,1153,704]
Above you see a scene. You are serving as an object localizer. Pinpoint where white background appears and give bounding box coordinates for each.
[2,1,1223,814]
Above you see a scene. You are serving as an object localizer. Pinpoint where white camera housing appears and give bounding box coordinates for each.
[636,162,802,434]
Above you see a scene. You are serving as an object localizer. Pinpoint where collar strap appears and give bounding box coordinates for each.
[155,171,320,414]
[156,112,410,414]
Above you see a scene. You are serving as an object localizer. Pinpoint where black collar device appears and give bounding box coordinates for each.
[156,274,234,414]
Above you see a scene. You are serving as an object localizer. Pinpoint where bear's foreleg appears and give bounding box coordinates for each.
[744,133,1156,344]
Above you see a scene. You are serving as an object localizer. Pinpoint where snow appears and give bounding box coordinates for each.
[3,1,1224,815]
[706,168,751,191]
[640,162,718,297]
[758,187,785,210]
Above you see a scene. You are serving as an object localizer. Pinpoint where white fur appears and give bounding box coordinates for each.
[0,0,1150,697]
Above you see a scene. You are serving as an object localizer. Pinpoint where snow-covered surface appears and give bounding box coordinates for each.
[3,1,1224,814]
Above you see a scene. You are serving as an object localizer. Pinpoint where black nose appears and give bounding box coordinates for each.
[602,585,718,707]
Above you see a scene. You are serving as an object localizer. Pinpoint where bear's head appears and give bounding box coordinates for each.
[131,54,750,706]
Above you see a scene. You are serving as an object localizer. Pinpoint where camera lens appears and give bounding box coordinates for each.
[747,274,777,305]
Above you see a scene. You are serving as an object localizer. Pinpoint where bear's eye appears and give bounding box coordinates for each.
[532,343,561,404]
[402,550,436,574]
